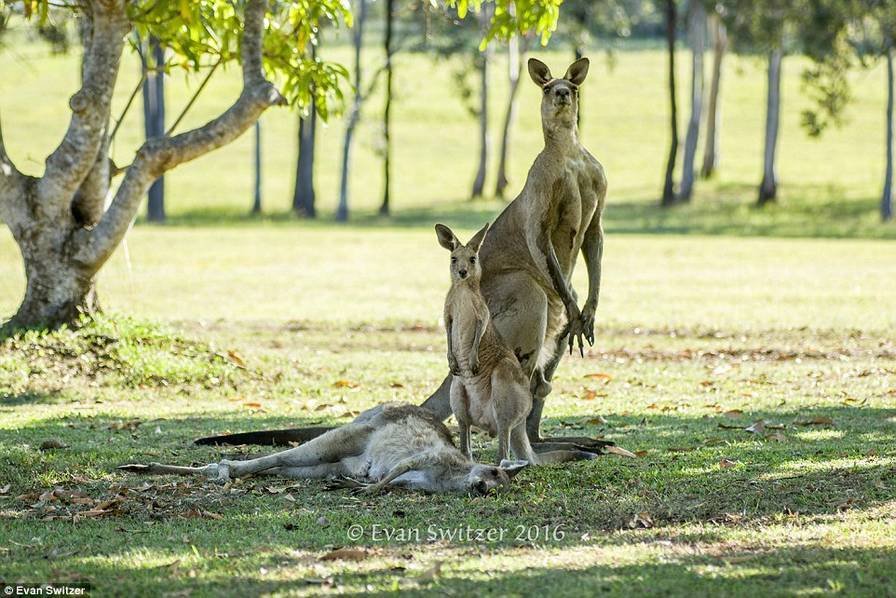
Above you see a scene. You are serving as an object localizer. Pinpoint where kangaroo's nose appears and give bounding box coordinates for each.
[458,269,468,278]
[556,88,570,98]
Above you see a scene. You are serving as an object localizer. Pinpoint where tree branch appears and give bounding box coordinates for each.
[0,108,26,229]
[0,107,18,181]
[37,2,129,213]
[76,0,285,269]
[70,121,111,227]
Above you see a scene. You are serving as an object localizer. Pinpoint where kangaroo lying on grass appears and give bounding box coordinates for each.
[438,223,597,466]
[120,403,528,495]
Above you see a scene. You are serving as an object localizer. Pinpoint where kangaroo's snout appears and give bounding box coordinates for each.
[458,268,468,279]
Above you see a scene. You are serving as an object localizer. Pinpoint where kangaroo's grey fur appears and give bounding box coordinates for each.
[119,403,528,495]
[437,223,598,466]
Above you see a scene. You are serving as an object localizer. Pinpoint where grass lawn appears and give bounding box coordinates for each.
[1,225,894,595]
[1,23,895,597]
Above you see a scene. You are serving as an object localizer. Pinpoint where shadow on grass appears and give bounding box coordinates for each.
[2,405,893,524]
[1,403,894,593]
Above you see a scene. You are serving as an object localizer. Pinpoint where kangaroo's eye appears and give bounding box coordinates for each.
[543,87,550,95]
[470,256,476,264]
[451,257,457,263]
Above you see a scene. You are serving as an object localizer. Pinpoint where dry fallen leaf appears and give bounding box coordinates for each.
[243,402,263,409]
[108,420,142,432]
[389,382,405,388]
[723,409,744,419]
[332,380,359,389]
[605,446,638,459]
[634,450,649,458]
[226,350,247,368]
[320,548,370,562]
[586,415,608,425]
[718,458,739,469]
[584,373,613,382]
[794,416,834,426]
[745,420,766,435]
[767,432,787,442]
[628,511,653,529]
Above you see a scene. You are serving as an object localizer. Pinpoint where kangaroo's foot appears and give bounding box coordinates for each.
[118,461,232,483]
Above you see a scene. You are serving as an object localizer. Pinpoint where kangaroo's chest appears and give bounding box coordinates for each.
[449,291,488,365]
[551,156,602,272]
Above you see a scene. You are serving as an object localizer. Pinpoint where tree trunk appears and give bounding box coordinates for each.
[883,46,894,222]
[293,43,317,218]
[143,36,166,222]
[677,0,706,203]
[251,121,262,214]
[379,0,395,216]
[758,48,783,206]
[470,4,493,199]
[336,0,367,222]
[294,108,317,217]
[494,34,527,199]
[661,0,679,207]
[11,239,99,330]
[700,12,726,179]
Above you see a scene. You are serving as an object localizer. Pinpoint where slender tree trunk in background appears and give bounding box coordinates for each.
[758,48,783,206]
[882,46,894,222]
[470,4,493,199]
[251,121,262,214]
[379,0,395,216]
[337,0,367,222]
[677,0,705,203]
[143,36,165,222]
[700,12,726,179]
[495,34,528,199]
[661,0,679,207]
[294,108,317,217]
[293,43,317,218]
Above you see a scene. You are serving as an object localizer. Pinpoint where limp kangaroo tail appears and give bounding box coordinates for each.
[194,426,334,446]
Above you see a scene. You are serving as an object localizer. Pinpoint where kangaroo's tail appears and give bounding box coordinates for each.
[194,426,334,446]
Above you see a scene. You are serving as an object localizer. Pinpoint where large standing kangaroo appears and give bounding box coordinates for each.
[422,57,608,448]
[195,57,607,452]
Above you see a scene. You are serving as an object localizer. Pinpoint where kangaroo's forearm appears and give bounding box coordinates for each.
[538,229,577,310]
[446,316,455,362]
[582,224,604,310]
[471,318,484,362]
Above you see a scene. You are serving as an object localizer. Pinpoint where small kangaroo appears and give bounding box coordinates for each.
[119,403,527,495]
[437,223,596,467]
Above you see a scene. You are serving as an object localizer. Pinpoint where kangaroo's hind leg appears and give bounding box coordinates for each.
[492,362,532,464]
[121,421,374,484]
[450,379,473,459]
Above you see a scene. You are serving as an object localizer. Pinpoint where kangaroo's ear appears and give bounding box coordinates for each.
[466,221,491,253]
[435,224,460,251]
[563,57,590,86]
[528,58,552,87]
[499,459,530,479]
